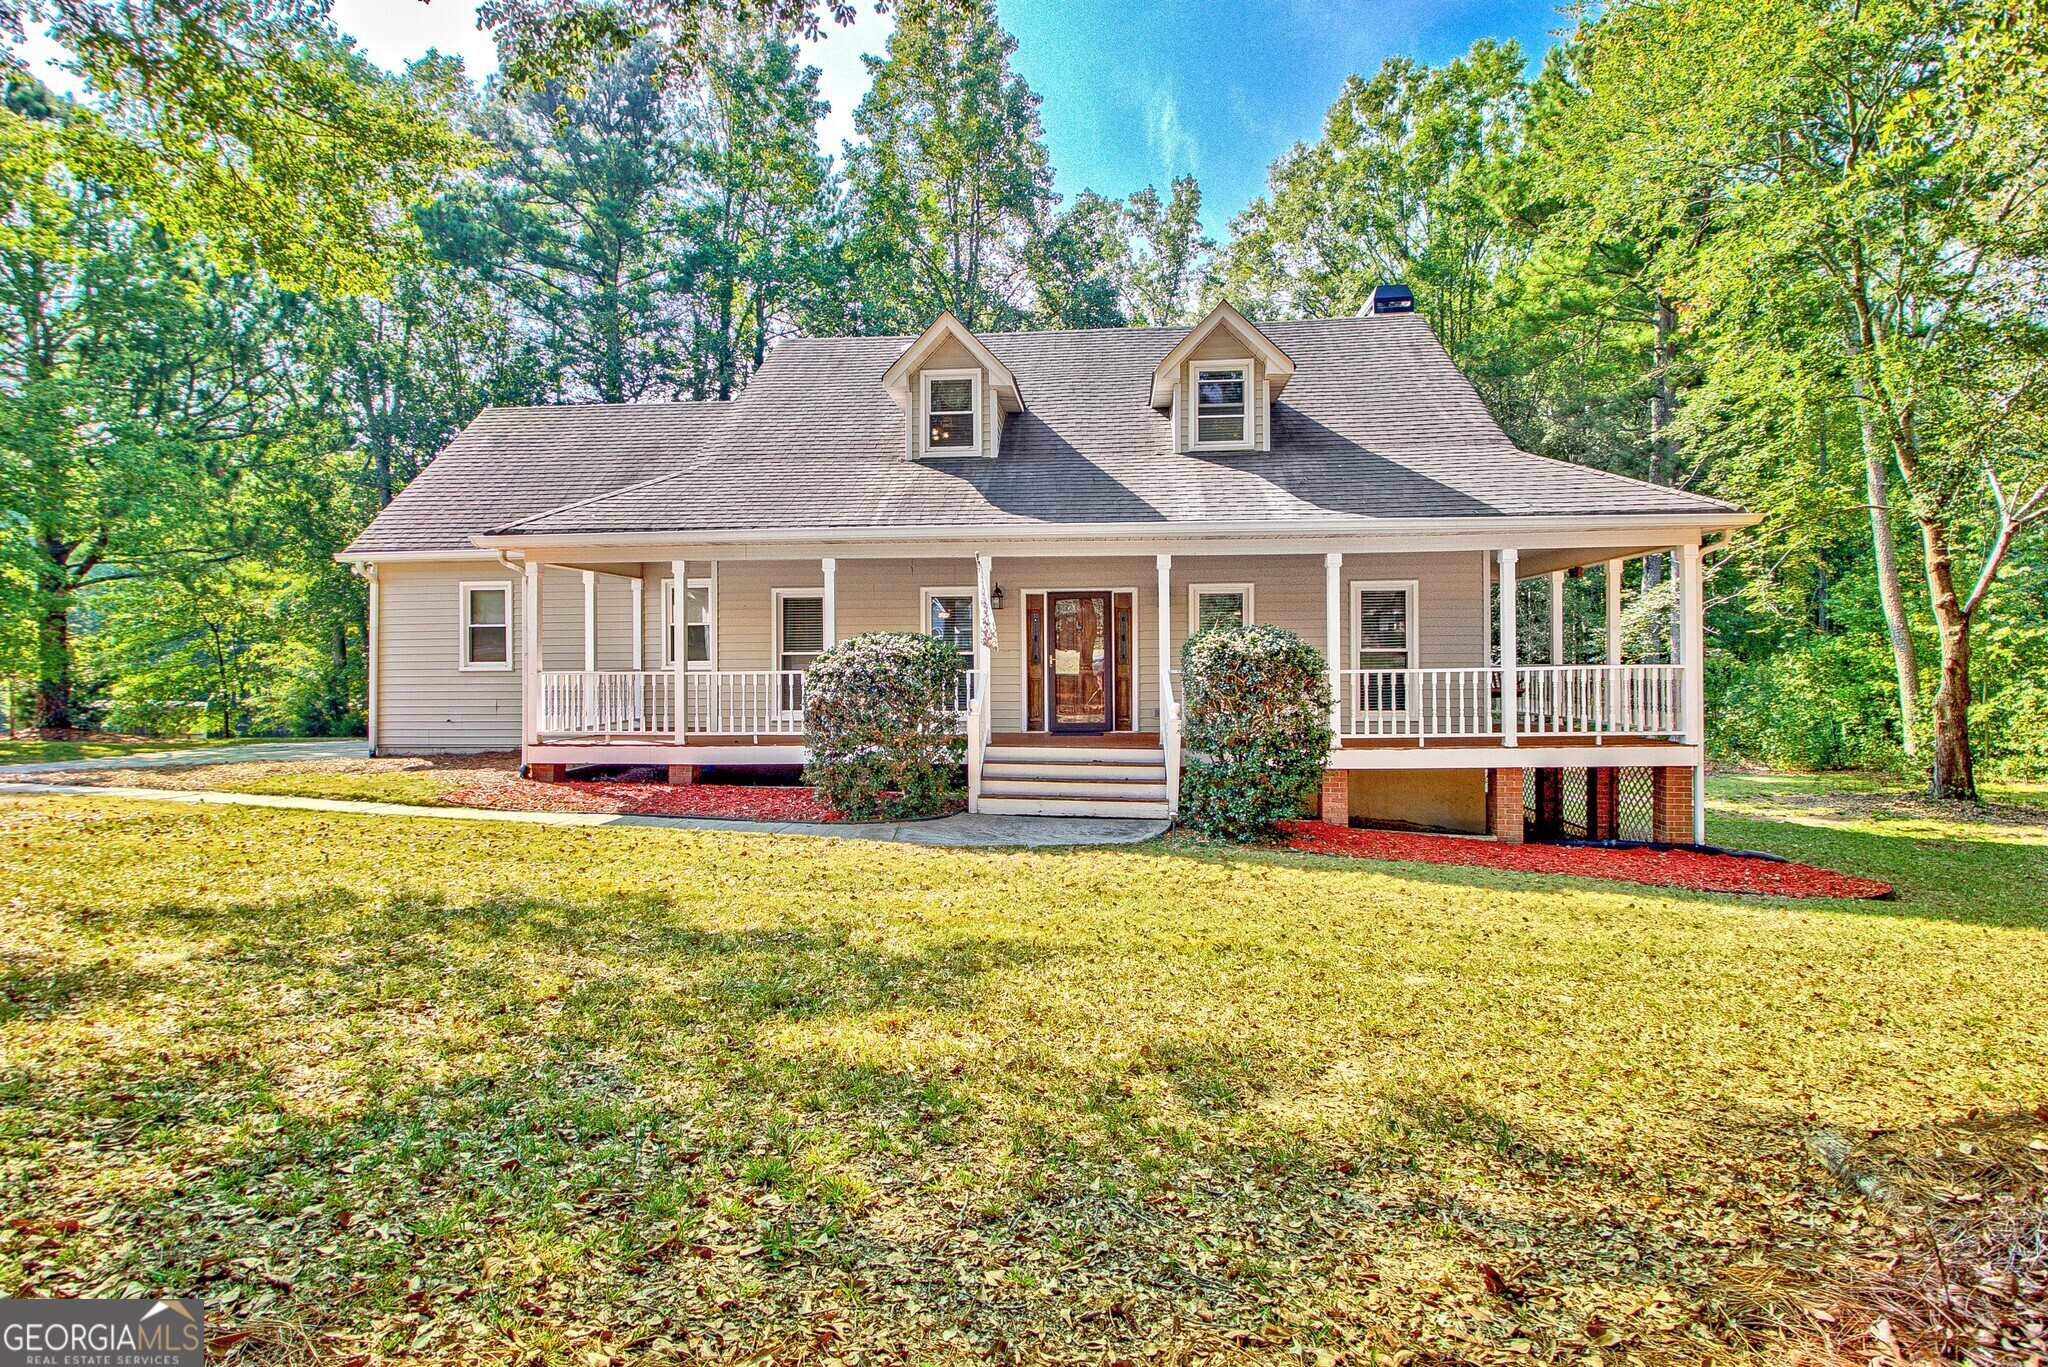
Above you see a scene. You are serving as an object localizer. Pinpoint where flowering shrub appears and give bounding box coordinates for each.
[802,632,965,819]
[1177,625,1333,841]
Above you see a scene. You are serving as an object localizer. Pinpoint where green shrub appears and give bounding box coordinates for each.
[1177,625,1333,841]
[802,632,965,820]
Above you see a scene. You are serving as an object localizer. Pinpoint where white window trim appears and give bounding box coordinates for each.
[921,368,982,456]
[773,587,827,717]
[1352,579,1419,711]
[1187,582,1254,637]
[662,577,717,669]
[457,580,514,671]
[1189,359,1254,451]
[921,586,977,653]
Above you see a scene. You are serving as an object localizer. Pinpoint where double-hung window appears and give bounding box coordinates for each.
[924,588,975,711]
[924,372,979,453]
[1193,364,1249,447]
[459,583,512,670]
[777,592,824,713]
[1354,582,1416,712]
[1189,584,1252,636]
[663,579,713,668]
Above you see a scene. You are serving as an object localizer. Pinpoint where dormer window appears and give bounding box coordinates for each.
[1194,364,1249,447]
[925,371,980,453]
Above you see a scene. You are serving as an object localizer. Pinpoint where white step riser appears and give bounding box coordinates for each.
[982,762,1164,782]
[983,746,1164,766]
[982,779,1169,801]
[978,796,1172,819]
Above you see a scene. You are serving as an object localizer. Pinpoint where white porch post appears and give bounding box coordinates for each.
[631,577,644,667]
[523,560,541,746]
[973,553,993,694]
[1324,552,1343,737]
[1158,553,1178,815]
[1498,548,1519,746]
[1156,552,1174,724]
[1605,559,1623,666]
[581,571,596,671]
[671,559,688,740]
[821,557,838,649]
[1549,570,1567,666]
[362,566,380,756]
[1680,541,1707,843]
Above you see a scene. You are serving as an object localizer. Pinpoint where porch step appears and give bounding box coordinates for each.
[978,795,1173,819]
[982,744,1165,766]
[981,759,1163,782]
[981,777,1169,801]
[975,742,1171,818]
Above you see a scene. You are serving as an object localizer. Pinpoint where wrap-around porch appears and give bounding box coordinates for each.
[509,541,1708,832]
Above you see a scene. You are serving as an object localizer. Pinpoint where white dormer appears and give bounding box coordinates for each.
[881,312,1024,459]
[1151,302,1295,454]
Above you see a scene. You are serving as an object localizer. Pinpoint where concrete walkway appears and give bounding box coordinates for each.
[0,780,1170,848]
[0,738,368,776]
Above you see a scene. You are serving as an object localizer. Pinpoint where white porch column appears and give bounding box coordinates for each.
[1549,570,1566,666]
[1324,552,1343,736]
[1680,541,1707,843]
[362,566,380,756]
[522,559,541,745]
[581,570,597,671]
[1156,553,1174,726]
[973,551,993,695]
[821,557,838,649]
[1498,548,1519,746]
[671,559,688,740]
[1605,559,1624,666]
[631,577,644,668]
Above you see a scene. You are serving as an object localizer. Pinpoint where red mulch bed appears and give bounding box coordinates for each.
[1276,820,1894,900]
[446,780,845,822]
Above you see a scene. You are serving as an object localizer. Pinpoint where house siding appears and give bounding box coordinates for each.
[373,560,523,753]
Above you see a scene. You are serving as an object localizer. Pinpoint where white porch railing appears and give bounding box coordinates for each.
[537,668,978,739]
[1333,665,1685,742]
[1517,664,1685,738]
[538,670,674,736]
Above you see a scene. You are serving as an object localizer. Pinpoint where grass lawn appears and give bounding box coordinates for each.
[0,778,2041,1364]
[9,752,513,806]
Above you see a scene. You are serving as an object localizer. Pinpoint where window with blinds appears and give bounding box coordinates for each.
[927,593,974,660]
[779,595,824,673]
[1194,366,1247,445]
[1192,588,1247,634]
[1356,586,1413,711]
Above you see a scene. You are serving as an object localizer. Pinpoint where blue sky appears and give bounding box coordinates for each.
[19,0,1570,236]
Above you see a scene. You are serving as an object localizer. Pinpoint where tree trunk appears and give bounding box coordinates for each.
[32,586,73,731]
[1851,369,1921,755]
[1918,515,1976,801]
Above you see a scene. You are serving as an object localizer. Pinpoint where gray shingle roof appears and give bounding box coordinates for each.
[347,315,1738,555]
[343,401,730,554]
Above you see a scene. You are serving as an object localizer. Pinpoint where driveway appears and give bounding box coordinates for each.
[0,739,369,777]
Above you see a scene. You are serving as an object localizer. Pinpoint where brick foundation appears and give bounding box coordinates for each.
[1487,768,1525,844]
[1319,768,1350,826]
[528,763,569,784]
[1587,767,1619,841]
[667,764,700,786]
[1651,765,1697,845]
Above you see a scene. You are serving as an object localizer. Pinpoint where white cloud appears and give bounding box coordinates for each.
[797,2,895,163]
[1143,84,1200,179]
[330,0,499,79]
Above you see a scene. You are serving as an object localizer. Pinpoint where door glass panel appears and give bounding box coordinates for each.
[1051,594,1109,729]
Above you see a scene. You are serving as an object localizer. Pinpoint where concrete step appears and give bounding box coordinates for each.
[981,778,1169,801]
[982,745,1165,766]
[978,795,1172,819]
[981,760,1164,782]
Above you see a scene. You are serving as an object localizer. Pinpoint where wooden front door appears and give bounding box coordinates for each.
[1049,592,1115,732]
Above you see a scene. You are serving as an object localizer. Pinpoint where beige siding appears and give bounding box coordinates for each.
[373,561,524,754]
